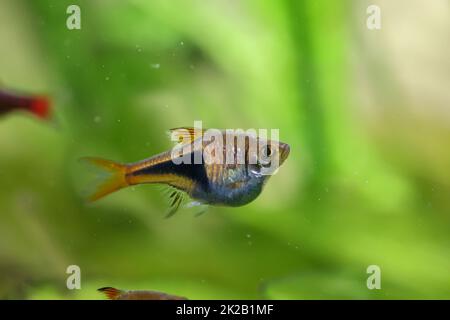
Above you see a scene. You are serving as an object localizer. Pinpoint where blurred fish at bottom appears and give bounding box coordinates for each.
[98,287,188,300]
[0,88,51,119]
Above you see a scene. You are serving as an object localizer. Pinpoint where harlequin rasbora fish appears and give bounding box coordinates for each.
[81,127,290,217]
[98,287,187,300]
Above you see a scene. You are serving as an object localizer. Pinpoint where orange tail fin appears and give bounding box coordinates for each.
[79,157,128,202]
[98,287,124,300]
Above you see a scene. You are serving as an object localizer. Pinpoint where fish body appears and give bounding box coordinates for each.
[0,89,51,119]
[98,287,187,300]
[82,128,290,214]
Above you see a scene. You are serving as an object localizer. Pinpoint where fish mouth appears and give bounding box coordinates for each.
[279,142,290,165]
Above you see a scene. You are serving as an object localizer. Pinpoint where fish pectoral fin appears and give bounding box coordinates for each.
[168,127,206,145]
[163,187,187,218]
[185,200,203,208]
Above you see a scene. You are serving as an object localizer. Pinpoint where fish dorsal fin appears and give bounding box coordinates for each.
[98,287,124,300]
[161,187,187,218]
[168,127,206,145]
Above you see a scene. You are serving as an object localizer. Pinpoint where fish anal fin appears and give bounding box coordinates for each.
[162,187,187,218]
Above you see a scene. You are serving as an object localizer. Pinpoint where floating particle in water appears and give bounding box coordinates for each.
[151,63,160,69]
[246,234,251,239]
[105,76,110,81]
[94,116,101,123]
[180,41,184,46]
[117,119,121,123]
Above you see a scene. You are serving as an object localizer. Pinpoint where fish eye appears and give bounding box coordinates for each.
[265,145,272,157]
[260,144,272,158]
[257,144,272,167]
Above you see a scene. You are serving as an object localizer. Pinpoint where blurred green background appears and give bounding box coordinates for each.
[0,0,449,299]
